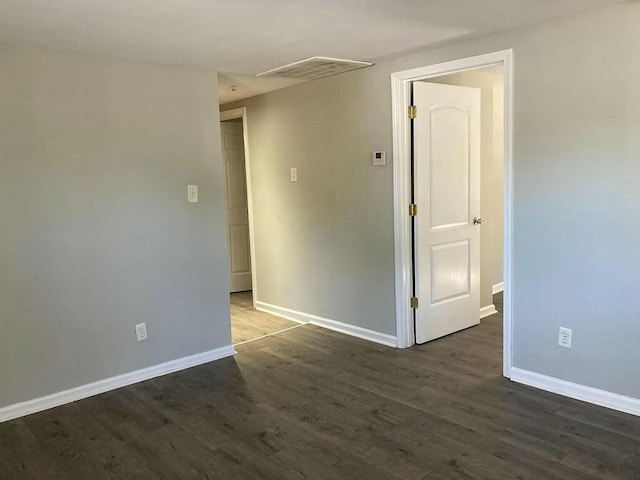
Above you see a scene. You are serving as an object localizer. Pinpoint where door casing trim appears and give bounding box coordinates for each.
[390,49,514,379]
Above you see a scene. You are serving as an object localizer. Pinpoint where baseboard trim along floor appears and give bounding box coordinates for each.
[480,304,498,319]
[510,367,640,417]
[0,344,235,424]
[256,301,397,348]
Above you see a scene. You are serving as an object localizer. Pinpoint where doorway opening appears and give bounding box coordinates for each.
[391,50,514,378]
[220,108,304,345]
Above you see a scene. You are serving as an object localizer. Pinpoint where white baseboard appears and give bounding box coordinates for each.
[480,304,498,319]
[256,301,397,348]
[254,301,309,325]
[492,282,504,295]
[0,344,235,424]
[510,367,640,417]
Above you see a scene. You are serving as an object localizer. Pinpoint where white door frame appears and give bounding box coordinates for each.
[220,107,258,308]
[391,49,514,378]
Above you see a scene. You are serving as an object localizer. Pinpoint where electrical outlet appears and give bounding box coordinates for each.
[558,327,572,349]
[290,167,298,183]
[135,323,148,342]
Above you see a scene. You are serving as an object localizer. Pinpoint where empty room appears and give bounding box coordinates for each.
[1,1,639,479]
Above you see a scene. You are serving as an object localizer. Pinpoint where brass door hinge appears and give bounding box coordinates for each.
[408,105,417,119]
[409,204,418,216]
[410,297,419,309]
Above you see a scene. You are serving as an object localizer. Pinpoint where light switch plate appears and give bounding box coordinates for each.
[290,168,298,183]
[187,185,199,203]
[372,150,386,166]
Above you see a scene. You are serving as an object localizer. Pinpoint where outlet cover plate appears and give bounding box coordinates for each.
[135,323,148,342]
[558,327,572,348]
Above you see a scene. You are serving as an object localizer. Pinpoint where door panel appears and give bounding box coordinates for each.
[225,159,247,209]
[229,225,251,275]
[430,240,470,304]
[221,121,252,293]
[430,106,470,229]
[414,82,481,344]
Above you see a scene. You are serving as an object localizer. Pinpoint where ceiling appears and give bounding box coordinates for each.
[218,72,305,105]
[0,0,622,103]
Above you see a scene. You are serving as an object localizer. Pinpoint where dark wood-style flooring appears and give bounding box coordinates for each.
[1,293,639,479]
[230,291,300,345]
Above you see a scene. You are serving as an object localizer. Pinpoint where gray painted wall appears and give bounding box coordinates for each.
[224,2,640,399]
[430,67,505,309]
[0,46,232,409]
[223,74,396,335]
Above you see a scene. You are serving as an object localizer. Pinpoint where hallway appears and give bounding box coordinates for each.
[230,291,301,344]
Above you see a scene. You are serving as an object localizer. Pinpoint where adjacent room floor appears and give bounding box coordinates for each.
[230,291,301,344]
[0,295,638,479]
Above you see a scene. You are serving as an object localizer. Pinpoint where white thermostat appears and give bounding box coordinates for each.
[372,150,386,166]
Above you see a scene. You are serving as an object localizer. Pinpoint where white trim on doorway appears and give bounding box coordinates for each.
[220,107,258,308]
[493,282,505,295]
[390,49,514,378]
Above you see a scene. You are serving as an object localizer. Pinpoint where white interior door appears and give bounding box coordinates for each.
[413,82,481,343]
[221,121,252,293]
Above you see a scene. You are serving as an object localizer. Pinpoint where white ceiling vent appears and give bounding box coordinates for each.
[257,56,373,81]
